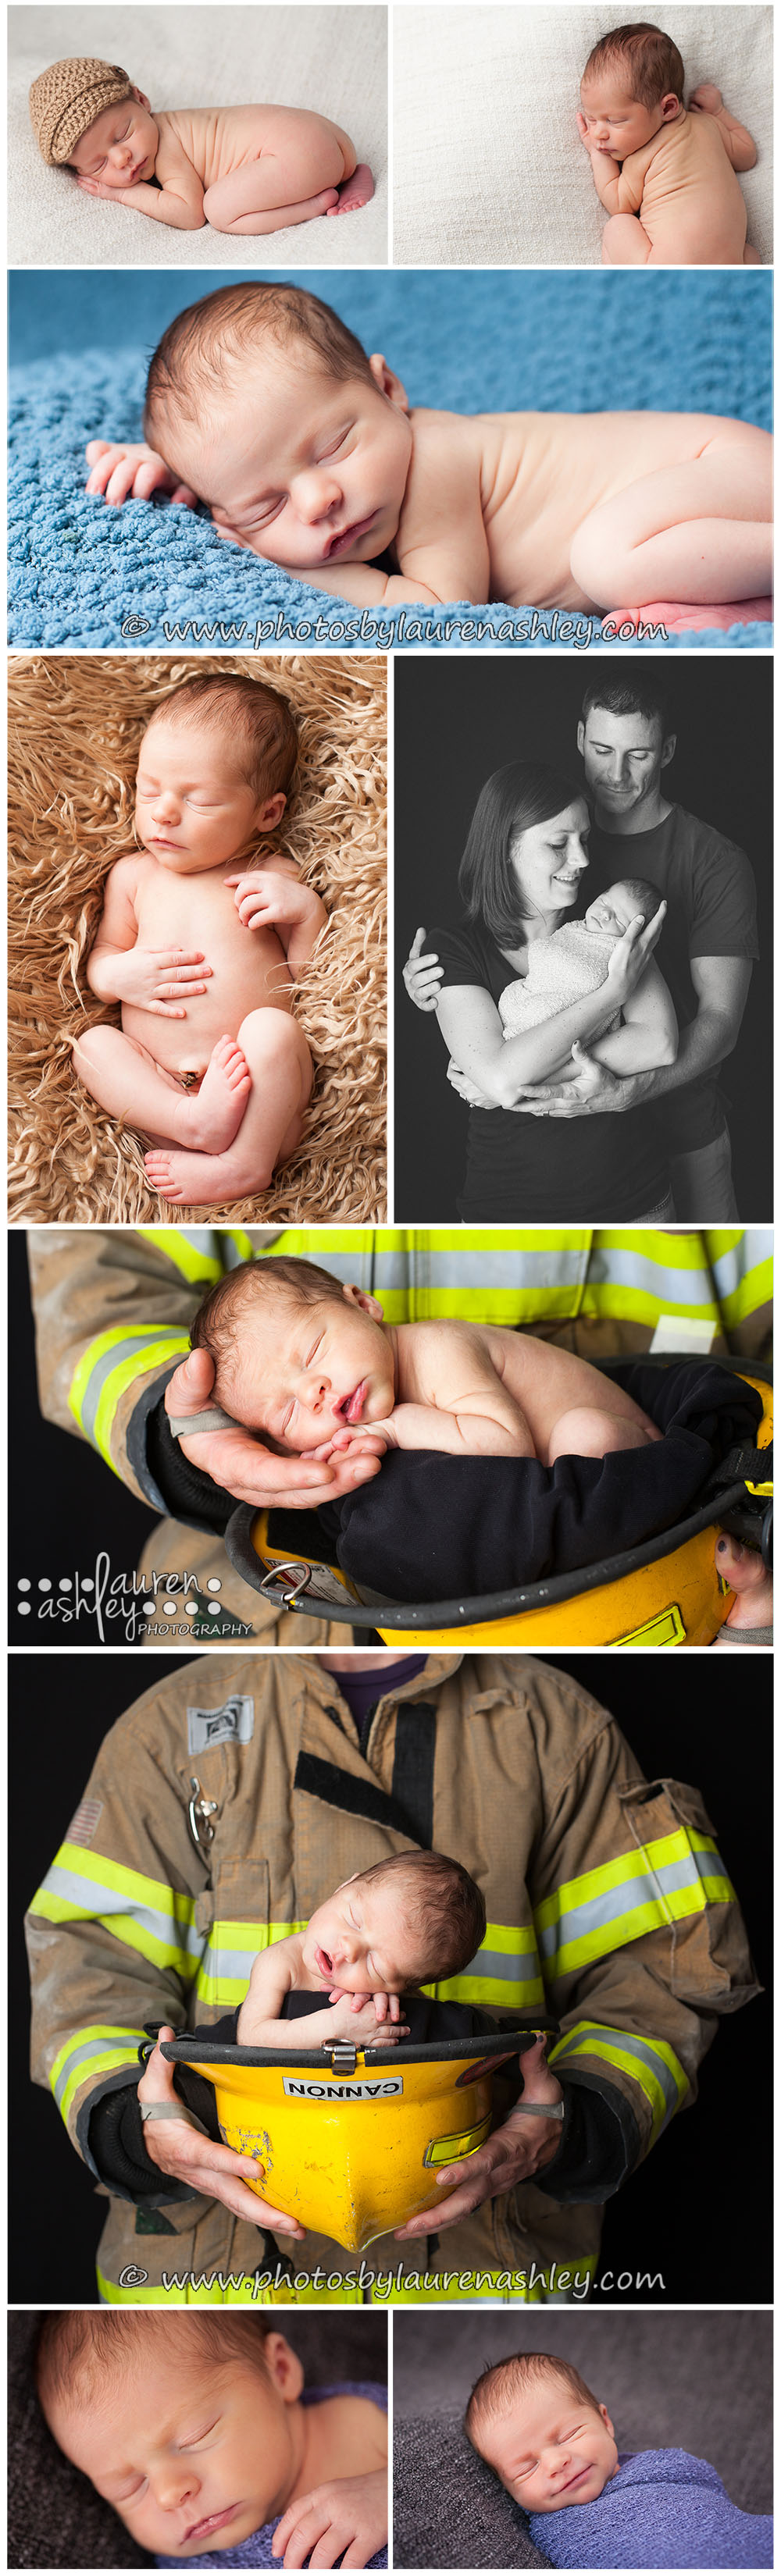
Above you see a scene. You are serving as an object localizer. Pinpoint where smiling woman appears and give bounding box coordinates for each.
[401,759,676,1224]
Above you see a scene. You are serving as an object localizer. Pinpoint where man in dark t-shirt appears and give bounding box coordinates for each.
[562,681,758,1218]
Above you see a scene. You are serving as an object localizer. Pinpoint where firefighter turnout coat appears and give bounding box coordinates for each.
[26,1653,758,2304]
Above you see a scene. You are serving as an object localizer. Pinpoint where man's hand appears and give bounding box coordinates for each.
[138,2030,306,2235]
[394,2036,565,2237]
[105,946,213,1016]
[536,1044,654,1117]
[272,2468,387,2570]
[85,439,198,508]
[165,1347,384,1508]
[225,871,313,934]
[446,1057,497,1108]
[604,899,666,1005]
[403,927,444,1013]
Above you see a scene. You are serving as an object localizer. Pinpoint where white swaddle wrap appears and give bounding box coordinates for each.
[499,920,620,1037]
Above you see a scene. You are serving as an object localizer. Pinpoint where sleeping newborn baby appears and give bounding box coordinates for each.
[498,876,677,1079]
[29,55,373,231]
[180,1252,662,1464]
[236,1851,487,2049]
[465,2350,773,2567]
[577,21,758,266]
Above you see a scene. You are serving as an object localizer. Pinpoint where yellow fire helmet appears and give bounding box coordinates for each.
[224,1366,772,1651]
[162,2023,558,2252]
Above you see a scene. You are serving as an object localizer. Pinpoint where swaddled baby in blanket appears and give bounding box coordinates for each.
[465,2351,772,2568]
[498,876,676,1079]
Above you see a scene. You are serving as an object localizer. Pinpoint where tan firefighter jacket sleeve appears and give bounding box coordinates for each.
[28,1229,772,1509]
[26,1653,758,2235]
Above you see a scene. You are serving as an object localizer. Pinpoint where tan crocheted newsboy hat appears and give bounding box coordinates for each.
[29,58,134,165]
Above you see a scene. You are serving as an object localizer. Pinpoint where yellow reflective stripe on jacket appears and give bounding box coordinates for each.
[30,1843,201,1977]
[535,1831,735,1980]
[51,2024,148,2122]
[140,1227,263,1279]
[423,1920,545,2009]
[70,1329,191,1468]
[194,1920,306,2010]
[550,2020,689,2142]
[706,1230,773,1331]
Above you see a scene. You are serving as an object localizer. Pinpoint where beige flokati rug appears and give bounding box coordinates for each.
[9,652,387,1224]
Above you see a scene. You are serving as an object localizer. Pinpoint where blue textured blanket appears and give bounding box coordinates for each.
[528,2448,773,2568]
[156,2382,387,2568]
[8,268,772,652]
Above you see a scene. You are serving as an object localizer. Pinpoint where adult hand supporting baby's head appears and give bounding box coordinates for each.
[166,1347,384,1508]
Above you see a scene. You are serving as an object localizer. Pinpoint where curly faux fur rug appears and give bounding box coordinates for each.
[9,652,387,1224]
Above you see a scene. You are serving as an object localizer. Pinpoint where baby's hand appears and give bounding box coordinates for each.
[299,1427,391,1463]
[225,870,310,933]
[106,947,213,1017]
[690,81,723,114]
[330,1984,405,2029]
[85,439,198,509]
[273,2469,387,2571]
[324,1992,409,2044]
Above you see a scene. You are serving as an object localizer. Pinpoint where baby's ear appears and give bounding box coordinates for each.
[131,87,152,109]
[257,791,287,831]
[342,1283,385,1319]
[369,352,410,414]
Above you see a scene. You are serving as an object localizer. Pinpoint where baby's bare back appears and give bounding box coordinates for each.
[123,857,291,1076]
[629,112,747,259]
[483,1325,653,1451]
[405,407,740,607]
[159,104,345,190]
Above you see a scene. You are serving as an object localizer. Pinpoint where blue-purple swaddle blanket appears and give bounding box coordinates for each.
[528,2448,772,2568]
[157,2382,387,2568]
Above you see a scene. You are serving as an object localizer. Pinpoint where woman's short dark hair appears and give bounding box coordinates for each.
[458,762,583,944]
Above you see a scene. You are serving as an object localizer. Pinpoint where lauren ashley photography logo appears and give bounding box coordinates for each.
[15,1561,255,1642]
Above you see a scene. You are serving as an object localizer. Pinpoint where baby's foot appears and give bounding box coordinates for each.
[144,1144,259,1207]
[329,162,375,213]
[689,81,723,113]
[184,1036,251,1150]
[602,598,772,636]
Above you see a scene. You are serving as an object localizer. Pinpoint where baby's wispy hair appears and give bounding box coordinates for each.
[190,1253,349,1404]
[147,671,298,802]
[465,2352,602,2457]
[144,282,376,448]
[36,2311,274,2421]
[583,23,685,109]
[355,1850,487,1982]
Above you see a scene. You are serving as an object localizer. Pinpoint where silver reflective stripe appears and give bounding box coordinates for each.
[536,1845,725,1963]
[409,1249,590,1291]
[53,2031,144,2110]
[468,1944,543,1984]
[710,1230,772,1299]
[587,1247,718,1304]
[554,2024,681,2125]
[38,1862,204,1967]
[79,1330,184,1446]
[195,1943,265,1990]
